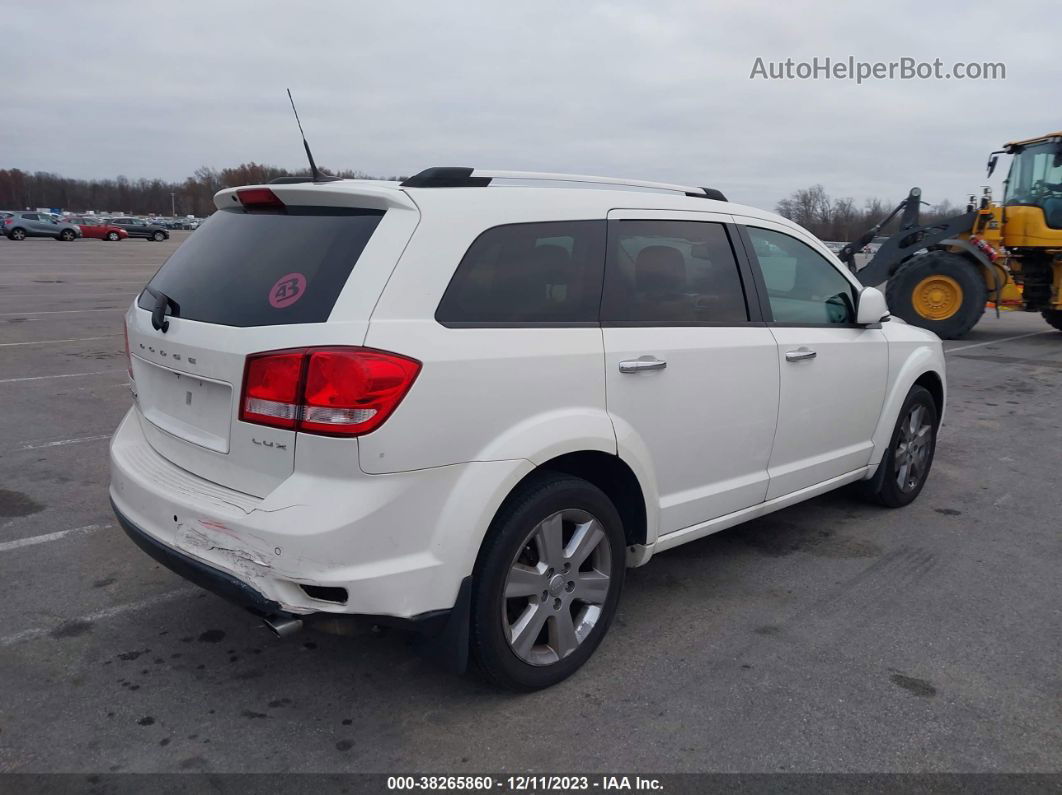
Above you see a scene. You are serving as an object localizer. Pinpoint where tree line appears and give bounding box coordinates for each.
[0,166,966,239]
[0,164,403,217]
[774,184,964,242]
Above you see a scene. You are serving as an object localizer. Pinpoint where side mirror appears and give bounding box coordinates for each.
[856,286,890,326]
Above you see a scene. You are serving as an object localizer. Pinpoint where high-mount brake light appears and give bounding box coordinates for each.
[239,348,421,437]
[236,188,285,210]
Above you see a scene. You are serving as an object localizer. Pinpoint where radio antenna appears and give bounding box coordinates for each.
[287,88,331,182]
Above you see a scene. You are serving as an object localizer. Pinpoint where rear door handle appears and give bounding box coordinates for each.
[619,357,667,373]
[785,347,817,362]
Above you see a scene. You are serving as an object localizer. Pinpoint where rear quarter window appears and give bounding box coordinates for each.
[138,206,384,327]
[435,220,606,325]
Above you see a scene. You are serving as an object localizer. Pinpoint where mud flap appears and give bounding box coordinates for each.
[412,576,472,674]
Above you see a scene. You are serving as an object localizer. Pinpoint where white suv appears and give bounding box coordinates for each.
[110,168,945,690]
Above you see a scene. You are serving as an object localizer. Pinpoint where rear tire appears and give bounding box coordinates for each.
[886,251,986,339]
[9,228,26,240]
[470,473,626,690]
[857,385,938,508]
[1042,310,1062,332]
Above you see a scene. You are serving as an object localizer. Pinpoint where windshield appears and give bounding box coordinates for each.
[1003,142,1062,208]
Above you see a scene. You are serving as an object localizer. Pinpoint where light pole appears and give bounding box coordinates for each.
[170,192,176,218]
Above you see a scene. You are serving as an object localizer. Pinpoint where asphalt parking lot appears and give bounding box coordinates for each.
[0,233,1059,774]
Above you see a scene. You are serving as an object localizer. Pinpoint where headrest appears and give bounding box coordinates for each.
[635,245,686,294]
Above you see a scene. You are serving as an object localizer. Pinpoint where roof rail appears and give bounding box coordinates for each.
[400,167,726,201]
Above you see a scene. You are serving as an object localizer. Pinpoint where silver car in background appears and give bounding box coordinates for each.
[3,212,82,241]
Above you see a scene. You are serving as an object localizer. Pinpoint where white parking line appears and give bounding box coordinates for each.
[0,308,122,316]
[0,335,120,348]
[0,370,121,384]
[0,588,196,647]
[945,330,1054,354]
[17,434,112,451]
[0,523,112,553]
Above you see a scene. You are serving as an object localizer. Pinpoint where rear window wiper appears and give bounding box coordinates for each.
[144,287,180,332]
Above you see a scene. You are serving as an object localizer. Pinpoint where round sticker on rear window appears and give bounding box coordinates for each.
[269,273,307,309]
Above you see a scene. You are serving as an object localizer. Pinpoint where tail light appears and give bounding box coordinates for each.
[239,347,421,437]
[2,218,12,225]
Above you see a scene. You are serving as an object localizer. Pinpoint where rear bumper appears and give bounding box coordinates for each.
[113,497,282,616]
[109,408,529,620]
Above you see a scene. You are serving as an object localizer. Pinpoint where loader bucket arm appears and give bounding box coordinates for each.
[856,210,977,286]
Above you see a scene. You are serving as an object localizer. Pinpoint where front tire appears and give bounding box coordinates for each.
[886,251,986,339]
[106,231,120,241]
[153,231,166,241]
[59,229,76,241]
[1042,309,1062,332]
[858,385,938,508]
[471,473,626,690]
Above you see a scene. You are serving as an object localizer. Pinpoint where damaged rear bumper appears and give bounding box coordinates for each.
[112,497,472,671]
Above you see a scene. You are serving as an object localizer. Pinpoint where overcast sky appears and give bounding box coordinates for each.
[2,0,1058,210]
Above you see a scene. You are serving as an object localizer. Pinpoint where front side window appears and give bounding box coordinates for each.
[436,220,606,324]
[746,226,856,325]
[601,219,748,324]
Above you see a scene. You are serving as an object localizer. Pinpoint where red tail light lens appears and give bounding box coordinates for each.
[240,350,306,429]
[239,348,420,436]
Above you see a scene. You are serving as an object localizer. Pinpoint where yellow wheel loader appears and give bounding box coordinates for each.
[839,132,1062,339]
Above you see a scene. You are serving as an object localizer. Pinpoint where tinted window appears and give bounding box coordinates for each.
[746,226,856,324]
[21,213,38,221]
[436,221,605,324]
[138,207,383,327]
[601,220,748,324]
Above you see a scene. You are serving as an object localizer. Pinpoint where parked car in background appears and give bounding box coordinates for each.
[67,217,129,241]
[107,217,169,241]
[3,211,82,241]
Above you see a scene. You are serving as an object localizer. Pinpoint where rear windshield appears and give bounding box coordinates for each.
[138,206,384,327]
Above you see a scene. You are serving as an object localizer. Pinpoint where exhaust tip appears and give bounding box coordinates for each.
[263,615,303,639]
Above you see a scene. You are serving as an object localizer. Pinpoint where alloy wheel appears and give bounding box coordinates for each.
[894,404,932,492]
[501,508,612,666]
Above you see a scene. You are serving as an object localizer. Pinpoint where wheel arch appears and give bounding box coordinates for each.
[868,348,946,473]
[913,370,944,424]
[466,449,654,587]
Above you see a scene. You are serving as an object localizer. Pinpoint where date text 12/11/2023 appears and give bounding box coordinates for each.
[386,775,664,791]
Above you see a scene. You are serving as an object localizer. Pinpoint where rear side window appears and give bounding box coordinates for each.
[601,220,749,324]
[435,221,606,325]
[138,207,384,327]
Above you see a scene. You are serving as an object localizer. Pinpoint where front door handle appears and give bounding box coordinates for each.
[785,347,817,362]
[619,357,667,373]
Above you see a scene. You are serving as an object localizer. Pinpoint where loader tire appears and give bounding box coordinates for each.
[1043,310,1062,332]
[886,251,986,339]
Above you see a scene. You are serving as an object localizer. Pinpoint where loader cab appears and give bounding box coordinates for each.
[1001,135,1062,231]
